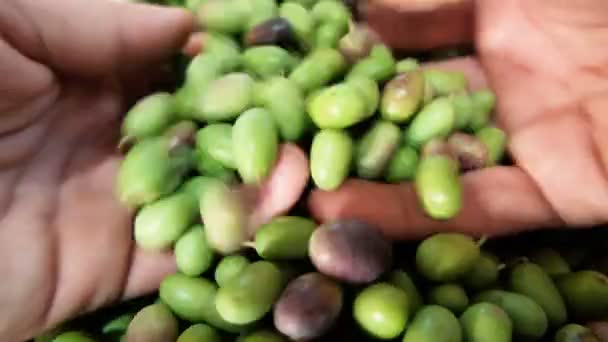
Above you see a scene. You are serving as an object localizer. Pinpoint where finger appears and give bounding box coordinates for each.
[361,0,474,50]
[182,32,204,57]
[7,0,195,78]
[247,143,310,235]
[309,166,562,240]
[123,248,176,300]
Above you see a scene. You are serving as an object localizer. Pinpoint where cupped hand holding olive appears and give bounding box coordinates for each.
[308,0,608,238]
[4,0,608,339]
[0,0,308,340]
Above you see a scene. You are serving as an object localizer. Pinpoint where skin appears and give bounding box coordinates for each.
[2,0,607,340]
[308,0,608,239]
[0,0,309,340]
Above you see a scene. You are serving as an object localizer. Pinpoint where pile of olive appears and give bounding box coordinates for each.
[33,0,608,341]
[41,224,608,341]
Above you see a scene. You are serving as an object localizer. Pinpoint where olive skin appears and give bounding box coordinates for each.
[309,219,392,284]
[273,273,343,340]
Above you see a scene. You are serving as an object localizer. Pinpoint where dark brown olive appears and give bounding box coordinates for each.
[447,132,488,171]
[309,219,392,284]
[245,17,299,50]
[274,273,343,341]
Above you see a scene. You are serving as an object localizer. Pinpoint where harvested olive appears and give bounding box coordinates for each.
[309,219,392,284]
[125,303,179,342]
[416,233,480,282]
[274,273,343,340]
[246,17,299,49]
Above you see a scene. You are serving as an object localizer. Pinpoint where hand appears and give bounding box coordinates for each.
[0,0,308,340]
[309,0,608,239]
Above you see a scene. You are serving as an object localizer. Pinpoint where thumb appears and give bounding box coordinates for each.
[308,167,563,240]
[5,0,194,78]
[243,144,311,237]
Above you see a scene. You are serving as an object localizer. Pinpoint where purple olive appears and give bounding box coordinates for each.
[309,219,392,284]
[246,18,299,49]
[273,273,343,340]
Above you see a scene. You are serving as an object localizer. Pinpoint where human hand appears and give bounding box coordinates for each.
[309,0,608,239]
[0,0,308,340]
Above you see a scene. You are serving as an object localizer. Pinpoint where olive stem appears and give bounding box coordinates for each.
[118,136,136,154]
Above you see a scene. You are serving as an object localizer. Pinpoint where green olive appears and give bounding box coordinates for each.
[510,261,568,327]
[174,225,215,277]
[125,303,179,342]
[215,255,250,287]
[121,92,175,142]
[473,290,548,339]
[134,190,198,251]
[116,136,193,208]
[402,305,462,342]
[232,108,279,184]
[460,303,513,342]
[177,324,221,342]
[416,233,480,282]
[353,283,410,340]
[215,261,285,325]
[307,83,368,129]
[404,97,456,148]
[414,154,463,220]
[380,71,425,123]
[555,324,600,342]
[427,283,469,315]
[253,216,317,260]
[195,123,235,170]
[310,129,354,191]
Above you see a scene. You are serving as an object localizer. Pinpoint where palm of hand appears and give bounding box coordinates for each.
[0,43,176,342]
[310,0,608,238]
[474,1,608,229]
[0,1,196,339]
[0,2,311,339]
